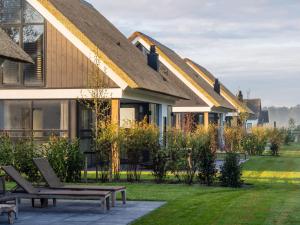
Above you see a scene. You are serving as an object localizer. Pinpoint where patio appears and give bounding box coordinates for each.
[0,200,165,225]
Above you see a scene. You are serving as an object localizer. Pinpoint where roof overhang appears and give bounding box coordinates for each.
[27,0,133,90]
[185,58,253,114]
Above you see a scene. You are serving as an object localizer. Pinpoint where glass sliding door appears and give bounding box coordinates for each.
[0,100,69,139]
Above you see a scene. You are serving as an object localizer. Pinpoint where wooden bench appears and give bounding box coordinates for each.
[0,204,17,224]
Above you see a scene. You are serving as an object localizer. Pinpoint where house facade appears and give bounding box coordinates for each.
[0,0,186,152]
[129,32,235,133]
[244,99,269,129]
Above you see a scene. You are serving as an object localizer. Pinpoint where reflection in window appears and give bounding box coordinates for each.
[0,100,69,138]
[0,0,21,24]
[0,0,44,86]
[23,2,43,23]
[23,25,44,85]
[1,27,20,84]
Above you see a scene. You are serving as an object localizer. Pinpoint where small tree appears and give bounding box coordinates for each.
[80,54,114,181]
[224,126,245,152]
[219,153,243,188]
[194,126,217,186]
[269,128,284,156]
[122,118,159,182]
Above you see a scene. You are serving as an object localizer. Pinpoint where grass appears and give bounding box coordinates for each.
[6,144,300,224]
[128,144,300,225]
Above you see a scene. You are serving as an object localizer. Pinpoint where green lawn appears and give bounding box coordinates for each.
[6,144,300,224]
[128,144,300,225]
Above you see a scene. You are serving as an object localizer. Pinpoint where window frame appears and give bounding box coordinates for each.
[0,0,46,87]
[0,100,69,140]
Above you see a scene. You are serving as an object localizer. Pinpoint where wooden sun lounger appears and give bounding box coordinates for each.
[33,158,126,207]
[1,166,111,212]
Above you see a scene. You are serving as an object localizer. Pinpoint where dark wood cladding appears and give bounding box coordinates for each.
[46,22,117,88]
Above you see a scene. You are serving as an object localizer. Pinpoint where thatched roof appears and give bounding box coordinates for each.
[244,99,262,120]
[129,32,235,111]
[184,58,253,114]
[0,28,34,64]
[159,62,208,108]
[42,0,187,99]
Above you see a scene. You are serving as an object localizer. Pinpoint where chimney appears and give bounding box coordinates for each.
[214,78,221,95]
[147,45,160,71]
[237,90,243,102]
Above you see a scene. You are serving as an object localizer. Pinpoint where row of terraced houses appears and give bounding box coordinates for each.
[0,0,268,156]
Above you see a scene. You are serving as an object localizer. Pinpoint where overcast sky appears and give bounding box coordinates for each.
[87,0,300,107]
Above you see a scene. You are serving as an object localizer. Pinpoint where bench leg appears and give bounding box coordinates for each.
[106,196,110,211]
[121,190,126,204]
[111,192,116,207]
[8,211,15,225]
[15,198,19,219]
[101,198,106,213]
[53,199,57,207]
[31,199,35,208]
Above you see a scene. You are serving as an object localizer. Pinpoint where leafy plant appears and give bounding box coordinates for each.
[122,118,159,182]
[14,137,41,182]
[224,126,245,152]
[242,127,268,155]
[269,128,284,156]
[219,153,243,188]
[0,134,14,167]
[152,147,169,183]
[43,136,83,182]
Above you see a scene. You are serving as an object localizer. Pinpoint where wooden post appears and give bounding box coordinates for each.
[111,99,120,180]
[204,112,209,130]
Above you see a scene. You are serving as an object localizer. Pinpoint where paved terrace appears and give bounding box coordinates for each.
[0,200,165,225]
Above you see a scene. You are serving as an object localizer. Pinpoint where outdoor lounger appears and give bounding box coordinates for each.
[33,158,126,207]
[1,166,111,212]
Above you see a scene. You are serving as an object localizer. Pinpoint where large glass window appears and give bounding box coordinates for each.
[0,100,69,138]
[0,0,44,86]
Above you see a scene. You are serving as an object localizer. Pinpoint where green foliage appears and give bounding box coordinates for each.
[282,128,295,145]
[219,153,243,187]
[269,128,284,156]
[166,129,188,182]
[66,139,83,182]
[224,126,245,152]
[14,137,41,182]
[0,134,14,167]
[197,144,217,186]
[152,147,169,183]
[122,119,159,182]
[242,127,268,155]
[43,136,83,182]
[167,126,217,185]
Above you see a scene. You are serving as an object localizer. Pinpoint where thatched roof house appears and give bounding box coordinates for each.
[184,58,253,114]
[129,32,235,112]
[37,0,188,99]
[0,28,34,64]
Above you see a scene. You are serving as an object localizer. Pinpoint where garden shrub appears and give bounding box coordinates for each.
[167,128,188,182]
[219,153,243,188]
[152,147,169,183]
[194,126,217,186]
[94,121,119,182]
[242,127,268,155]
[269,128,284,156]
[0,134,14,167]
[122,118,159,182]
[14,137,41,182]
[224,126,245,152]
[66,139,83,182]
[43,136,83,182]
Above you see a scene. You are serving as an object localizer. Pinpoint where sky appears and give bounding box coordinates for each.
[87,0,300,107]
